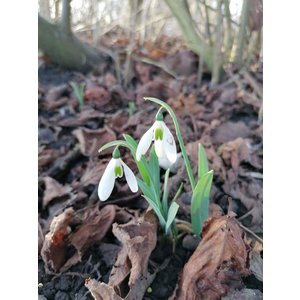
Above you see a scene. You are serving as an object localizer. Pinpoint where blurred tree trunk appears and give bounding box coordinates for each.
[164,0,213,72]
[39,0,51,21]
[38,0,107,72]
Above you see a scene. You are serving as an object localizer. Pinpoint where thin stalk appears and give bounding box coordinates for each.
[224,0,233,61]
[144,97,196,190]
[61,0,72,35]
[234,0,250,66]
[211,0,223,85]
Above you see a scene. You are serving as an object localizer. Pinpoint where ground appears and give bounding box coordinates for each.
[38,42,263,300]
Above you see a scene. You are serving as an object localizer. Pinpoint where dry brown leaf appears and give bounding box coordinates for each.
[43,176,72,207]
[57,108,104,127]
[41,204,116,273]
[167,93,204,116]
[171,215,249,300]
[41,207,74,272]
[86,210,158,300]
[85,279,123,300]
[62,204,116,271]
[110,210,158,288]
[220,138,251,172]
[136,78,167,105]
[79,160,109,187]
[212,122,250,144]
[38,147,61,168]
[72,126,116,157]
[84,86,111,108]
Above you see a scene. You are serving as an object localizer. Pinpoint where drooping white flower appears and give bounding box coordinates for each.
[98,150,138,201]
[136,116,177,164]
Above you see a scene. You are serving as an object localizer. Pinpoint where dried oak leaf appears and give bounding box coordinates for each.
[43,176,72,207]
[72,126,116,157]
[171,215,249,300]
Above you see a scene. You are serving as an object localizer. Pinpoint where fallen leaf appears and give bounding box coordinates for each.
[62,204,116,272]
[43,177,72,207]
[85,279,122,300]
[41,207,74,272]
[84,86,111,108]
[86,210,158,300]
[72,126,116,157]
[212,121,250,144]
[220,138,251,172]
[57,108,104,127]
[38,147,61,168]
[167,93,204,116]
[41,204,116,273]
[171,215,249,300]
[79,160,109,187]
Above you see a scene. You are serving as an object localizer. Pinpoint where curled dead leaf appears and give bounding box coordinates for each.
[41,204,116,273]
[171,215,249,300]
[86,210,158,300]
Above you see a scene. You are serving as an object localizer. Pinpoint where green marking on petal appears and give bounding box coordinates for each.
[114,165,123,177]
[154,128,163,140]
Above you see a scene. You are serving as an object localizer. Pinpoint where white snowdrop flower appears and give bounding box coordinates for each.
[136,111,177,163]
[98,148,138,201]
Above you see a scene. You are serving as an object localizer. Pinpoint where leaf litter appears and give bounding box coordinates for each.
[38,37,263,299]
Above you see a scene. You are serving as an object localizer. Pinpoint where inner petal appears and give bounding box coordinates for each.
[114,165,123,178]
[154,127,164,140]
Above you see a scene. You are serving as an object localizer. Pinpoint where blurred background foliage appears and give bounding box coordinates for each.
[38,0,262,84]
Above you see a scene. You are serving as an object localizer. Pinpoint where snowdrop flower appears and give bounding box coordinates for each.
[98,148,138,201]
[136,111,177,163]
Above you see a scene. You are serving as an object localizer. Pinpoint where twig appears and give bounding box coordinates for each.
[242,70,263,99]
[239,223,263,244]
[132,54,181,80]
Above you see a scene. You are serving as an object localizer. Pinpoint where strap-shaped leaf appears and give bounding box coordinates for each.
[142,194,166,228]
[165,202,179,234]
[198,143,209,181]
[191,170,214,236]
[162,168,170,218]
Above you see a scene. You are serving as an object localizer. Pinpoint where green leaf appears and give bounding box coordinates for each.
[149,146,160,188]
[123,134,151,186]
[98,140,131,153]
[191,170,214,236]
[142,194,166,228]
[162,168,170,218]
[171,182,184,204]
[165,202,179,234]
[198,143,209,181]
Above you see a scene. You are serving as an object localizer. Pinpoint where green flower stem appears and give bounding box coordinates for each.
[144,97,196,190]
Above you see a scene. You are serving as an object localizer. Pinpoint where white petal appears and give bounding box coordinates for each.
[162,122,177,163]
[136,124,154,161]
[158,153,173,170]
[98,158,116,201]
[154,139,164,158]
[121,160,138,192]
